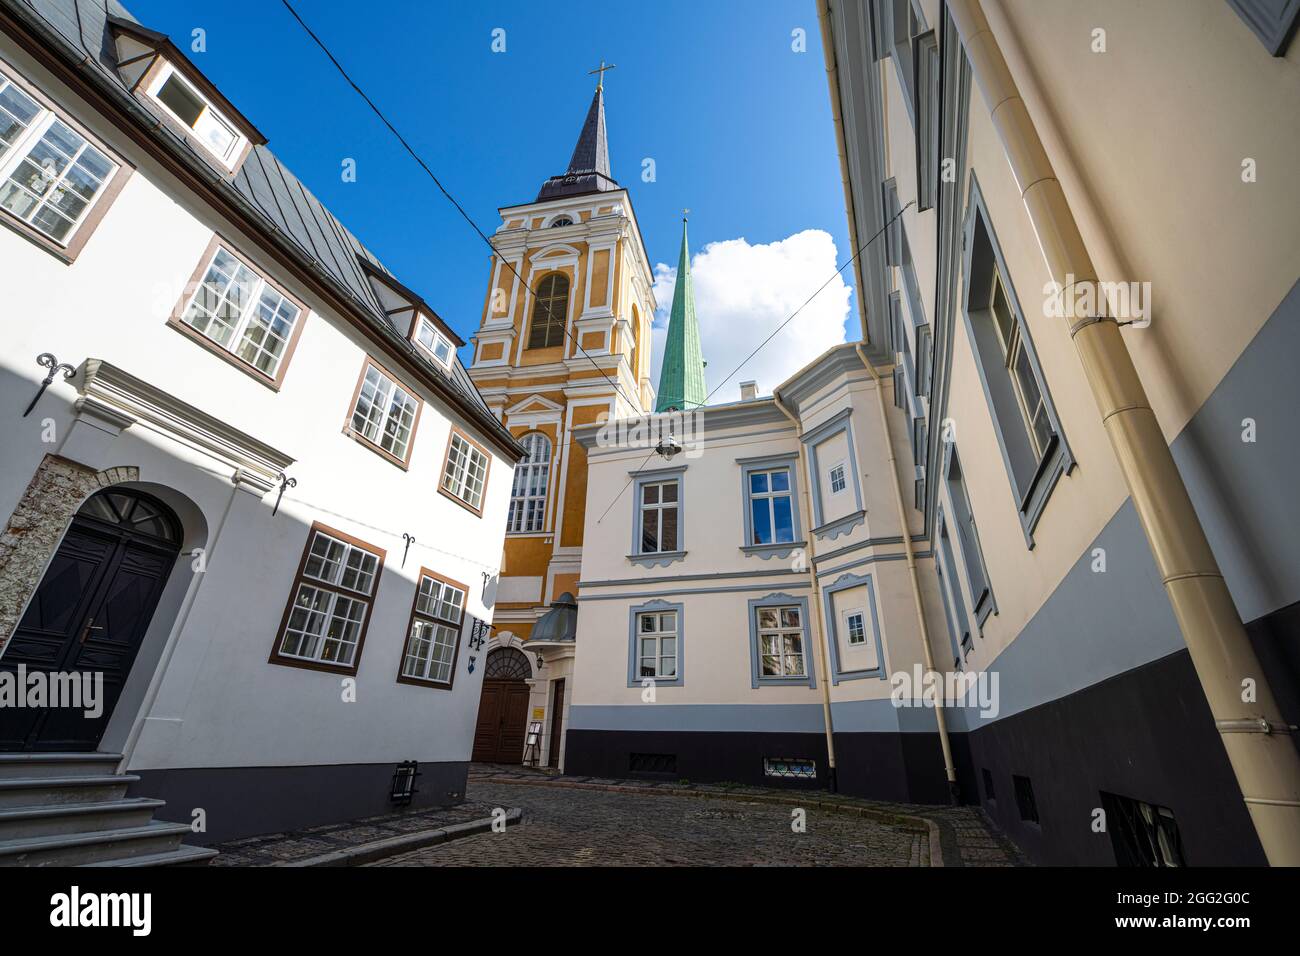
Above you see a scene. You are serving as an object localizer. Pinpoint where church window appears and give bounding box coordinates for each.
[441,429,491,514]
[414,315,454,367]
[756,606,806,678]
[508,432,550,533]
[0,65,125,253]
[638,479,679,553]
[636,611,678,679]
[399,570,467,687]
[747,468,795,545]
[272,524,384,674]
[177,240,305,382]
[527,273,569,349]
[348,360,420,465]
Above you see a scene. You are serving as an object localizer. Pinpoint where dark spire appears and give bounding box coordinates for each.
[537,85,618,201]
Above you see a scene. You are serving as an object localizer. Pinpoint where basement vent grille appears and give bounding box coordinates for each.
[629,753,677,775]
[763,757,816,780]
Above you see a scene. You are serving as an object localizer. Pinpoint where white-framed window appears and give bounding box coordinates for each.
[276,528,381,669]
[145,62,245,166]
[828,462,847,495]
[636,610,678,679]
[414,315,454,367]
[844,609,867,646]
[989,271,1052,459]
[400,572,466,686]
[179,244,302,377]
[351,362,419,463]
[756,605,806,678]
[442,431,489,511]
[638,479,680,553]
[747,468,795,545]
[507,432,550,533]
[0,68,120,246]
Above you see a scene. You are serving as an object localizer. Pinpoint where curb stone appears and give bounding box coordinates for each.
[275,807,523,867]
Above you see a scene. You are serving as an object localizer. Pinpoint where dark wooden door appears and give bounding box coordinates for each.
[472,680,531,763]
[0,490,179,752]
[547,678,565,768]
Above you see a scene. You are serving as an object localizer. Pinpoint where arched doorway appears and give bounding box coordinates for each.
[471,647,533,764]
[0,488,182,752]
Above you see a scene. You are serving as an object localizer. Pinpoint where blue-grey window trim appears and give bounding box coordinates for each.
[942,439,998,628]
[1227,0,1300,55]
[626,598,684,687]
[629,464,688,567]
[915,323,933,398]
[913,28,940,211]
[822,571,888,684]
[960,171,1074,548]
[934,508,967,670]
[747,592,817,688]
[881,0,927,128]
[738,452,806,559]
[802,408,864,535]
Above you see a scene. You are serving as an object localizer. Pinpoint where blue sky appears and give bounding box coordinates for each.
[126,0,855,382]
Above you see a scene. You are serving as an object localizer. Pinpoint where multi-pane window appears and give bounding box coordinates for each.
[748,468,795,545]
[179,244,303,378]
[845,610,867,646]
[507,432,550,533]
[639,479,679,553]
[414,315,454,367]
[946,447,993,622]
[828,463,847,495]
[527,273,569,349]
[756,605,805,678]
[146,65,242,164]
[0,69,119,246]
[989,272,1053,459]
[400,572,466,686]
[442,431,489,511]
[636,610,678,680]
[351,363,419,463]
[275,527,382,670]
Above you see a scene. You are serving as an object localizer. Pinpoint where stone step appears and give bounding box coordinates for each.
[0,820,192,867]
[0,774,138,810]
[0,798,165,841]
[0,752,123,781]
[84,843,219,867]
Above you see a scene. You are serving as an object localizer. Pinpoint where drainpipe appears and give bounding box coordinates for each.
[772,394,838,793]
[856,345,960,804]
[949,0,1300,863]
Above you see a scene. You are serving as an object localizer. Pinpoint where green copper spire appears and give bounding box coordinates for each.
[655,219,707,412]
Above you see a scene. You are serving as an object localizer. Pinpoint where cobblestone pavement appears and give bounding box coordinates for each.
[209,799,505,866]
[370,780,929,866]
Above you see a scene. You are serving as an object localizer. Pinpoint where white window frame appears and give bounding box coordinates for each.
[638,479,680,554]
[747,467,796,546]
[0,67,121,247]
[350,362,420,463]
[144,62,246,168]
[414,314,454,368]
[989,271,1052,460]
[179,243,303,378]
[843,608,867,646]
[507,432,550,533]
[756,605,807,678]
[277,530,380,668]
[828,461,848,495]
[635,610,678,680]
[442,431,489,511]
[400,573,466,686]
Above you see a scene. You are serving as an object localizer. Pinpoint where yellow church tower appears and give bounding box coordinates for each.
[467,68,656,652]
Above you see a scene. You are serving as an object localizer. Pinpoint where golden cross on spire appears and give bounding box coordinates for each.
[588,59,616,91]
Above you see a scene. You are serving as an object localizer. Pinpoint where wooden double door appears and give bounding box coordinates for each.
[471,648,533,764]
[0,489,180,752]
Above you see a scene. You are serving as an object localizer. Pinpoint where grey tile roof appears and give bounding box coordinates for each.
[8,0,513,448]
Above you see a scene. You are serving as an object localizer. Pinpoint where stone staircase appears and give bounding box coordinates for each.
[0,753,216,866]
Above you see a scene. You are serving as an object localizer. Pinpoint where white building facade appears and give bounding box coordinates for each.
[0,0,523,848]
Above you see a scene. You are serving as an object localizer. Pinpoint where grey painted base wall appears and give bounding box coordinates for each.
[130,760,471,845]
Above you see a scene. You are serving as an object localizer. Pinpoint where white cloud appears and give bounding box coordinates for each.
[650,229,854,405]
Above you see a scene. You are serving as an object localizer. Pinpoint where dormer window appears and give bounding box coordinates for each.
[146,64,245,166]
[414,315,454,368]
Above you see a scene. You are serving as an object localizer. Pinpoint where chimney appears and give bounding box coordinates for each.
[739,380,759,401]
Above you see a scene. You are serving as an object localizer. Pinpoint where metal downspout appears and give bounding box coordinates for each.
[773,395,838,792]
[949,0,1300,863]
[856,345,960,804]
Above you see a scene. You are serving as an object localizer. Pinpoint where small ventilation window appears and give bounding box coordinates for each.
[549,216,574,228]
[629,753,677,775]
[764,757,816,779]
[1100,792,1186,867]
[982,768,995,802]
[1013,774,1039,824]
